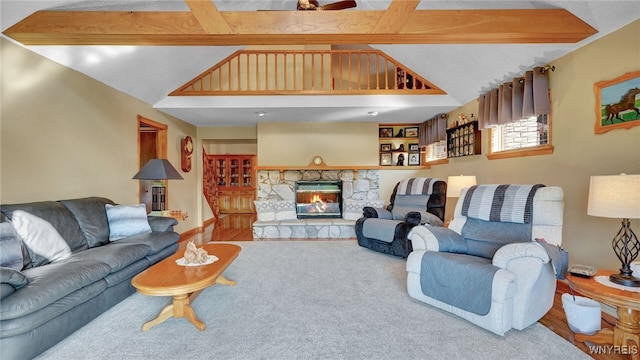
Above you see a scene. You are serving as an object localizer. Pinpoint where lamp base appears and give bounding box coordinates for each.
[610,273,640,287]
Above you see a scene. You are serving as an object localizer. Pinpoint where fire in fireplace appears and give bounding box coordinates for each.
[295,181,342,219]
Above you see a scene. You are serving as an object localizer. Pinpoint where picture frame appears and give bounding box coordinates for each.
[594,70,640,134]
[380,143,392,152]
[379,127,394,138]
[409,143,420,152]
[408,153,421,166]
[404,126,419,138]
[379,153,392,166]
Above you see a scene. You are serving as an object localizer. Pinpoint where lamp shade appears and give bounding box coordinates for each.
[132,159,183,180]
[446,175,477,198]
[587,174,640,219]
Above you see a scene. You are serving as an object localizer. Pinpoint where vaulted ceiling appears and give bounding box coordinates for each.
[2,1,639,126]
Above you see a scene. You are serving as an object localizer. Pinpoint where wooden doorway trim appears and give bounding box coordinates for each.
[137,115,168,211]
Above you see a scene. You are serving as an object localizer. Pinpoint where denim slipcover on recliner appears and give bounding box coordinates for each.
[0,197,180,360]
[356,178,447,258]
[406,184,564,336]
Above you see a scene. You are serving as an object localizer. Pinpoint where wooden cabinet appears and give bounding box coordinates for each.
[378,123,422,167]
[446,121,481,158]
[212,155,256,214]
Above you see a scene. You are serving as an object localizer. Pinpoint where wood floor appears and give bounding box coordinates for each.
[185,213,625,359]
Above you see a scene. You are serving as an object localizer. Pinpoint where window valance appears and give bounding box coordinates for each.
[419,114,447,146]
[477,66,552,129]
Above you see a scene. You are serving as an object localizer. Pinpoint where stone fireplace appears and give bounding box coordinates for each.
[252,169,384,239]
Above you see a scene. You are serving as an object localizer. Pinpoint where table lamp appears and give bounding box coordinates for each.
[447,175,477,198]
[446,175,477,224]
[133,159,183,212]
[587,174,640,286]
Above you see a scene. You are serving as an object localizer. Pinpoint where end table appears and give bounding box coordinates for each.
[567,270,640,359]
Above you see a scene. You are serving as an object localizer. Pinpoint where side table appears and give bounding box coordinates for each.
[567,270,640,359]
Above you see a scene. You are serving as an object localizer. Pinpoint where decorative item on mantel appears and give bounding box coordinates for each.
[587,173,640,286]
[310,155,326,166]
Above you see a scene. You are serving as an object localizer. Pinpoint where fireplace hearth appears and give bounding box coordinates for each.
[295,180,342,219]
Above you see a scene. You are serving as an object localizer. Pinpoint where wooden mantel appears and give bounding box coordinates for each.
[256,164,430,180]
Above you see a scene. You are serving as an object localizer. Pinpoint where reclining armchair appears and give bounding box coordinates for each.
[406,184,564,336]
[356,178,447,258]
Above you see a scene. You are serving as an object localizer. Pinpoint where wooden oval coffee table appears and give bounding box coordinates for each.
[132,243,241,331]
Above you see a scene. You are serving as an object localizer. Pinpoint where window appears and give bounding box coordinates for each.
[425,140,447,162]
[488,114,553,160]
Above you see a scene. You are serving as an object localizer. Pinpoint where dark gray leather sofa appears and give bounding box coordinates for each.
[0,197,180,360]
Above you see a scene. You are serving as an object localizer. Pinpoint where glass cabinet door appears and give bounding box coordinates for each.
[229,158,239,187]
[216,158,227,186]
[242,158,253,187]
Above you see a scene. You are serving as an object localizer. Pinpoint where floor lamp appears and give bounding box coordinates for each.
[588,174,640,286]
[133,159,183,213]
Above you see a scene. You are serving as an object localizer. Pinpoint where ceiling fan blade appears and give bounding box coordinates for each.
[320,0,357,11]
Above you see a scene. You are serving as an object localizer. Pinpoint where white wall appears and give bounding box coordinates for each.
[1,38,200,233]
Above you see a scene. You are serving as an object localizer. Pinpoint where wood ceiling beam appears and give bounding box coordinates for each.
[374,0,420,34]
[184,0,231,34]
[3,9,597,46]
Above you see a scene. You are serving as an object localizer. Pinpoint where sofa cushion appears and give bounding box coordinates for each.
[105,204,152,241]
[0,267,28,289]
[59,197,114,248]
[115,231,180,255]
[11,211,72,267]
[0,260,110,320]
[0,201,88,253]
[69,243,151,273]
[0,280,107,338]
[0,222,23,270]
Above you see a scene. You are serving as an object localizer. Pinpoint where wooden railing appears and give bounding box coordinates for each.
[202,150,219,219]
[170,49,445,96]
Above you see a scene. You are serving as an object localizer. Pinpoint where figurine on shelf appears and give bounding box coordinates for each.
[395,129,404,137]
[396,153,405,166]
[397,144,405,151]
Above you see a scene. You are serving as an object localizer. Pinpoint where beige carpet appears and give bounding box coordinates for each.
[37,240,589,360]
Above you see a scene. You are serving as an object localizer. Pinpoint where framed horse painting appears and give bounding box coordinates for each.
[594,70,640,134]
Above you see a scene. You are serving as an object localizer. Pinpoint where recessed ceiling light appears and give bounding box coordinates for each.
[255,111,267,117]
[368,111,379,116]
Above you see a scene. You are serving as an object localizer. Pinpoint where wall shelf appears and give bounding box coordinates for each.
[446,120,481,158]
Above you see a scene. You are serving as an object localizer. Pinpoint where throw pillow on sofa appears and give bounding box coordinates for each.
[11,210,72,267]
[105,204,152,241]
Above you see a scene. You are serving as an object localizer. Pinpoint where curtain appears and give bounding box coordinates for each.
[419,114,447,146]
[477,67,551,129]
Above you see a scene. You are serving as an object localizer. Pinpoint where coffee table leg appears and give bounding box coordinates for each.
[142,303,174,332]
[141,294,206,331]
[216,275,236,286]
[140,275,236,332]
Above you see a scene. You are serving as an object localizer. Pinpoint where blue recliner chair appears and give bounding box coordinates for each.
[355,178,447,258]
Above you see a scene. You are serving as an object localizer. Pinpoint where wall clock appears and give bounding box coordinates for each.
[181,136,194,172]
[311,155,326,166]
